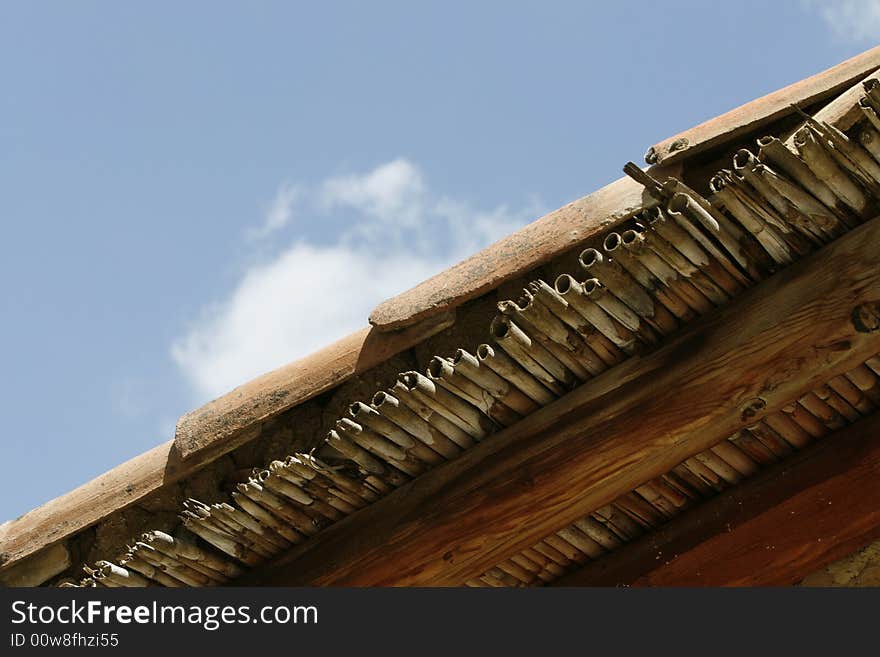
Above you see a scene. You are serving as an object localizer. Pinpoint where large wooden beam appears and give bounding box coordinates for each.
[238,218,880,586]
[648,45,880,164]
[0,313,453,577]
[553,412,880,587]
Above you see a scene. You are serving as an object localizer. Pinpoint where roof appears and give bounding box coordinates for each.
[3,46,880,587]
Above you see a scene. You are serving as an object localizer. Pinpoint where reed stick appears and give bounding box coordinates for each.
[827,374,875,414]
[710,440,758,477]
[532,540,574,568]
[497,298,594,380]
[370,390,465,456]
[144,530,243,578]
[637,213,731,304]
[269,462,359,514]
[489,315,574,393]
[665,196,750,292]
[669,464,714,497]
[528,280,625,365]
[780,402,828,439]
[573,516,623,550]
[349,399,446,464]
[844,364,880,405]
[452,348,539,415]
[801,115,880,193]
[96,561,151,587]
[794,126,869,217]
[553,274,642,351]
[475,343,556,405]
[615,491,667,527]
[543,534,589,564]
[813,385,861,422]
[591,504,643,540]
[603,232,697,320]
[279,456,368,509]
[326,429,407,485]
[709,172,794,265]
[728,430,778,466]
[236,481,321,536]
[757,135,846,217]
[134,543,220,586]
[619,227,715,313]
[757,414,808,451]
[427,356,522,426]
[123,556,185,587]
[396,372,493,439]
[556,526,604,558]
[858,121,880,165]
[516,288,610,374]
[680,457,726,493]
[580,248,679,335]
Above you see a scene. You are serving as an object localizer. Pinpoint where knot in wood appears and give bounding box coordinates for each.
[852,301,880,333]
[740,397,767,422]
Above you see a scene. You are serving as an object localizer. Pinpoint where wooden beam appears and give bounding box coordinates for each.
[648,45,880,165]
[553,412,880,587]
[238,217,880,586]
[0,313,453,575]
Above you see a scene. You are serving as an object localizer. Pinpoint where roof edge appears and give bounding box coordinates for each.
[369,173,662,331]
[0,312,454,574]
[647,45,880,165]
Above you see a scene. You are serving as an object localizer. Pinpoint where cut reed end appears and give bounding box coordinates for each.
[490,315,511,339]
[603,232,622,252]
[554,273,576,295]
[579,247,603,270]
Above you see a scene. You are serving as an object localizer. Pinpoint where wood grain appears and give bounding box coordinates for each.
[553,412,880,586]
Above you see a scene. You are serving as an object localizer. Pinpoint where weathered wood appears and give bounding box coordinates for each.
[237,218,880,586]
[0,314,453,576]
[368,174,663,332]
[553,412,880,586]
[0,541,70,587]
[648,46,880,164]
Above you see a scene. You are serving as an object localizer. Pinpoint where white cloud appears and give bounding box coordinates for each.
[803,0,880,41]
[172,159,539,402]
[321,158,426,225]
[248,182,300,239]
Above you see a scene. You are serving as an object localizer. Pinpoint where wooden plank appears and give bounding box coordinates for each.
[647,46,880,164]
[368,174,661,331]
[238,217,880,586]
[0,313,453,575]
[553,413,880,587]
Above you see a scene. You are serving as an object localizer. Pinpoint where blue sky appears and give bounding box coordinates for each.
[0,1,875,523]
